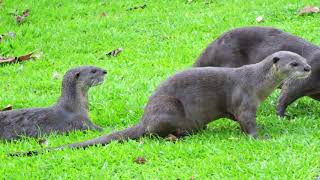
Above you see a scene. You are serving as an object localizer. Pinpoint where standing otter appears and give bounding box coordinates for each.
[11,51,311,156]
[0,66,106,140]
[194,26,320,117]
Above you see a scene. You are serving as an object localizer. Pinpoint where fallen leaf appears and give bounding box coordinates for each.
[18,52,33,61]
[16,9,29,24]
[189,177,195,180]
[256,16,264,23]
[0,105,13,111]
[100,12,108,17]
[134,156,146,164]
[165,134,178,142]
[107,48,123,57]
[298,6,319,15]
[0,57,16,63]
[0,52,36,64]
[22,9,29,16]
[127,4,147,11]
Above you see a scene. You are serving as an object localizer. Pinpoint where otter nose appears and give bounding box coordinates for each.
[102,70,107,74]
[304,66,311,72]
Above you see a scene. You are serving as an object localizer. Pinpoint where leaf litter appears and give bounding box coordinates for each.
[106,48,123,57]
[127,4,147,11]
[298,6,319,15]
[15,9,29,24]
[134,156,146,164]
[0,51,42,65]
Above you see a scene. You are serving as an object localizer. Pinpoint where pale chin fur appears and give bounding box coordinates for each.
[91,78,104,86]
[295,71,311,79]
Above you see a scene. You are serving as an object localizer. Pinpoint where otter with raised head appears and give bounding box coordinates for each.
[11,51,311,156]
[0,66,106,140]
[194,26,320,117]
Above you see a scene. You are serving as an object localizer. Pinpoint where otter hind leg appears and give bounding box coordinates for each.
[143,96,188,138]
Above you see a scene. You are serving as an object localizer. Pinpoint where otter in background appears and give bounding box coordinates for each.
[194,26,320,117]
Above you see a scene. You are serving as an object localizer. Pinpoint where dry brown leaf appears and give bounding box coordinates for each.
[107,48,123,57]
[189,177,195,180]
[0,52,36,64]
[0,105,13,111]
[127,4,147,11]
[0,57,16,63]
[134,156,146,164]
[165,134,178,142]
[18,52,33,61]
[298,6,320,15]
[16,9,29,24]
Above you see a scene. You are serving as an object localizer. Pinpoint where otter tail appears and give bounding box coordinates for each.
[9,124,145,157]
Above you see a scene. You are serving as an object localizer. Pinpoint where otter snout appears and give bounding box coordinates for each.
[102,70,107,74]
[303,65,311,72]
[297,64,312,79]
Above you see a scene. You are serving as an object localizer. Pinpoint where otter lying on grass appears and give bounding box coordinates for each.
[1,66,106,140]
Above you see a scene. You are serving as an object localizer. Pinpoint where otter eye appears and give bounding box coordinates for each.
[91,69,97,73]
[290,62,298,67]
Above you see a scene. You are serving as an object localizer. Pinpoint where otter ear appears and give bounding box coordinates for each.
[273,57,280,64]
[75,72,80,79]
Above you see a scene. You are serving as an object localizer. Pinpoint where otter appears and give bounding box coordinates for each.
[0,66,106,140]
[194,26,320,117]
[10,51,311,156]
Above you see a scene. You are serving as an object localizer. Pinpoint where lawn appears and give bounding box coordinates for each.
[0,0,319,179]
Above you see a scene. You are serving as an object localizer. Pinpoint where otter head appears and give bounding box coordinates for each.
[75,66,107,87]
[271,51,311,80]
[63,66,107,90]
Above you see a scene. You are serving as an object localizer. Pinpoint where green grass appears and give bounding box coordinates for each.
[0,0,319,179]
